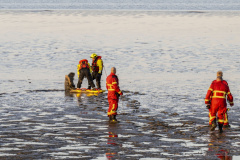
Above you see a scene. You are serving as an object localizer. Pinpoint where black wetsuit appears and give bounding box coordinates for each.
[92,72,102,89]
[77,68,95,89]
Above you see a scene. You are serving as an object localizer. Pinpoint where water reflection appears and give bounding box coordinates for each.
[207,133,232,160]
[106,124,121,160]
[64,90,75,97]
[65,90,103,104]
[65,91,101,98]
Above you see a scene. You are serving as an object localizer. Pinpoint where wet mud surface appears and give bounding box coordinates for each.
[1,10,240,159]
[0,90,239,160]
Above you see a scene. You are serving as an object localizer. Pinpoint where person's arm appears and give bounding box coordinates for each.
[88,63,92,73]
[77,64,80,77]
[112,77,123,95]
[97,59,103,74]
[227,86,234,106]
[205,83,213,105]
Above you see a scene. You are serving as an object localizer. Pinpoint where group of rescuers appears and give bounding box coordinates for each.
[76,53,122,123]
[71,53,235,130]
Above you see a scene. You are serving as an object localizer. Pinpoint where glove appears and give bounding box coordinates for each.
[119,91,123,96]
[116,93,120,98]
[116,91,123,98]
[206,105,210,109]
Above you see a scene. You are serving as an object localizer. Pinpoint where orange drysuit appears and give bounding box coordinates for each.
[205,80,234,125]
[207,80,232,126]
[106,72,123,116]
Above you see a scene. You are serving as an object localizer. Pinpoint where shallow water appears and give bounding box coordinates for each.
[0,10,240,159]
[0,0,240,10]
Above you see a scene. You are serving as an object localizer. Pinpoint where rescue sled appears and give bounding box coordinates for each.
[70,88,106,93]
[65,73,105,94]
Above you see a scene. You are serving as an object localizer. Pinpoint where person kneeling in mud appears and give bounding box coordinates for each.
[77,59,96,89]
[65,72,76,91]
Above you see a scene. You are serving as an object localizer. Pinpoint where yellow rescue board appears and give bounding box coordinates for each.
[70,88,106,93]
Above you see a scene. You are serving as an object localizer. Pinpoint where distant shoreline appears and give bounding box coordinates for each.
[1,9,240,12]
[0,1,240,11]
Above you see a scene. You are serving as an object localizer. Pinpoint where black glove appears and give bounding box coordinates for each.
[206,105,210,109]
[116,93,120,98]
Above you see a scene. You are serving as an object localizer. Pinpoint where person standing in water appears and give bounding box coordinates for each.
[106,67,123,123]
[207,71,233,128]
[205,71,234,133]
[89,53,103,89]
[77,59,96,89]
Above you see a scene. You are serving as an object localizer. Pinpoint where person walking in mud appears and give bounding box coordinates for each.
[89,53,103,89]
[77,59,96,89]
[106,67,123,123]
[207,71,233,128]
[205,71,234,133]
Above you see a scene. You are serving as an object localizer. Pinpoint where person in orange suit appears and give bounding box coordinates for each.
[205,71,234,133]
[207,75,232,128]
[77,59,96,89]
[106,67,123,123]
[106,132,118,159]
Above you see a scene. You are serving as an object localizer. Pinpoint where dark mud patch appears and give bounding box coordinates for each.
[26,89,65,93]
[0,93,7,96]
[0,90,239,159]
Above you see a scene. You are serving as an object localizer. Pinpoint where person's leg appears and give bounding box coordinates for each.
[113,98,119,121]
[92,72,96,81]
[92,72,100,88]
[218,107,226,133]
[96,74,102,89]
[208,109,213,126]
[88,72,94,89]
[210,105,218,131]
[223,111,230,128]
[77,70,85,88]
[108,99,118,122]
[86,69,96,88]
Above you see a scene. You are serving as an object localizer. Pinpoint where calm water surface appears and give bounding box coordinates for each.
[0,0,240,10]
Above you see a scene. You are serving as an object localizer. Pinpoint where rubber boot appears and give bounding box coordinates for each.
[87,85,91,90]
[110,115,117,123]
[113,115,117,121]
[219,123,223,133]
[109,115,112,122]
[223,124,231,128]
[210,119,217,131]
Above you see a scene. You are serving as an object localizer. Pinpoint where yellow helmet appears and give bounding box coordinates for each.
[90,53,97,58]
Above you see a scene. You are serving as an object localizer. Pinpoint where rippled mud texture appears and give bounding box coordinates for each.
[0,90,239,160]
[1,10,240,159]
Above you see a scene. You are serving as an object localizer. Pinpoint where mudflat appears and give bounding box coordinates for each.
[0,10,240,159]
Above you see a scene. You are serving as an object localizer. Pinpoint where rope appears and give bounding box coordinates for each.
[103,65,107,78]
